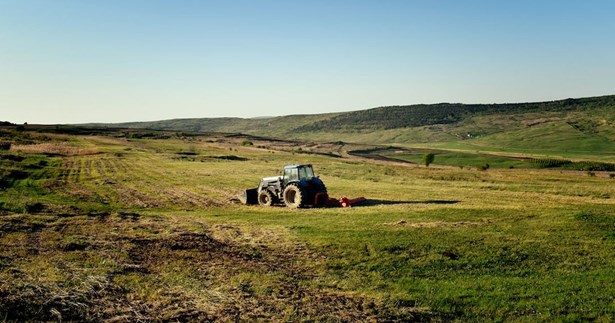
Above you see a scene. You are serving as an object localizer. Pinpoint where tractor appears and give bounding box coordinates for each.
[240,164,328,208]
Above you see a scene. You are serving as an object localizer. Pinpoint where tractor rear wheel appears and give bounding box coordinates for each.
[258,190,275,207]
[283,184,305,208]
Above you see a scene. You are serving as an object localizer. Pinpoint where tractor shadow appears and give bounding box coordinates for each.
[360,199,460,207]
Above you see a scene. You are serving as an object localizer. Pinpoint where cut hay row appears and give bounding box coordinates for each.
[11,142,98,156]
[53,152,223,209]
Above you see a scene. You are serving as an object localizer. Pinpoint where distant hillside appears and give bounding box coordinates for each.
[94,95,615,161]
[295,95,615,132]
[104,95,614,134]
[111,113,344,137]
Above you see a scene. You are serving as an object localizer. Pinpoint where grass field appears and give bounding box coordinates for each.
[1,127,614,321]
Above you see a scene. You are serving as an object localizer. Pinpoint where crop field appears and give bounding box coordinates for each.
[1,127,614,321]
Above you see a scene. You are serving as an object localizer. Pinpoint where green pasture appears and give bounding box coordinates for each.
[387,151,529,169]
[420,119,615,162]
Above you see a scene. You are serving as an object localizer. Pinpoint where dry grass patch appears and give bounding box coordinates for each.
[12,142,98,156]
[386,220,486,228]
[0,211,424,321]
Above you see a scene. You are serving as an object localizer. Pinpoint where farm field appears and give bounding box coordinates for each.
[1,127,614,321]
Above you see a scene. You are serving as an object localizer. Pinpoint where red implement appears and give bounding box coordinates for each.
[314,192,367,208]
[339,196,367,207]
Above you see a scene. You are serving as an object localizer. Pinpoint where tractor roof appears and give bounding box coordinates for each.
[284,164,312,169]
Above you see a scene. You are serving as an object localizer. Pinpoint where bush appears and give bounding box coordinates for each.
[530,158,572,168]
[0,142,11,150]
[530,159,615,171]
[570,161,615,172]
[423,153,435,167]
[242,140,254,146]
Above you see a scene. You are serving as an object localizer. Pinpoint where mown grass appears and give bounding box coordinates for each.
[1,128,614,321]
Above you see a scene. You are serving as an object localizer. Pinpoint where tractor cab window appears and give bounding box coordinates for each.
[284,168,299,183]
[298,166,314,181]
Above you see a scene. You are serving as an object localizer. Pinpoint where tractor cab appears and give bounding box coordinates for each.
[282,164,315,186]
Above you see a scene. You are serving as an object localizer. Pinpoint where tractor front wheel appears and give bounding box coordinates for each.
[283,184,305,208]
[258,190,275,207]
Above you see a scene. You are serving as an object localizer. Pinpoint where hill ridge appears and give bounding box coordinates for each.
[87,95,615,160]
[95,95,615,134]
[295,95,615,132]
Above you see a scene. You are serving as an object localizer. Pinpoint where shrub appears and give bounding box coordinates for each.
[530,158,572,168]
[570,161,615,172]
[529,159,615,171]
[0,141,11,150]
[422,153,435,167]
[242,140,254,146]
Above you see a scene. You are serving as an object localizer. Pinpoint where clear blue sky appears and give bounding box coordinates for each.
[1,0,614,124]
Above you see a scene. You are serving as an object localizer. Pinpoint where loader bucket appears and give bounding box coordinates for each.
[239,188,258,205]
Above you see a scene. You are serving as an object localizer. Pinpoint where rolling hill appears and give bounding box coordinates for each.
[94,95,615,161]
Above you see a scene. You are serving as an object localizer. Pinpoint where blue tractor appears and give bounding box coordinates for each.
[240,164,328,208]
